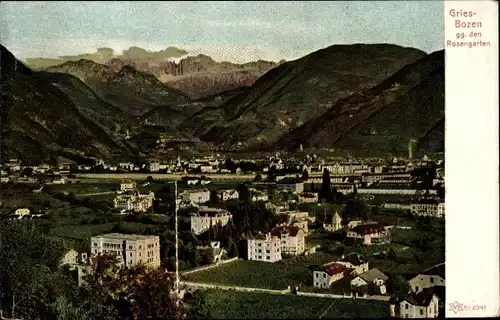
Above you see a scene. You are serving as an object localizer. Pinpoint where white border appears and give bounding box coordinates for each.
[445,0,499,317]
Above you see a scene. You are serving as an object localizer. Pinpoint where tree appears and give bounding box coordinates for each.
[81,254,189,319]
[237,183,250,203]
[209,190,219,205]
[301,169,309,181]
[319,168,331,201]
[228,241,239,258]
[341,198,372,223]
[387,247,397,260]
[147,176,154,184]
[390,275,411,299]
[254,174,262,182]
[0,221,70,319]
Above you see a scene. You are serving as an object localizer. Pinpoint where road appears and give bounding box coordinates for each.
[75,191,116,197]
[180,281,390,302]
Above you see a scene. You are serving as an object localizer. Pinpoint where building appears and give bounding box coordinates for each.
[270,226,305,256]
[313,262,353,289]
[120,180,137,192]
[249,188,269,202]
[390,288,440,318]
[276,179,304,194]
[350,268,389,295]
[190,206,232,235]
[149,162,161,172]
[324,212,343,232]
[247,232,282,262]
[298,192,318,203]
[90,233,161,268]
[336,253,369,276]
[362,173,412,184]
[113,191,155,212]
[60,249,88,266]
[218,189,239,202]
[409,263,445,293]
[410,200,445,218]
[180,188,210,204]
[346,223,391,245]
[196,241,227,264]
[278,210,309,233]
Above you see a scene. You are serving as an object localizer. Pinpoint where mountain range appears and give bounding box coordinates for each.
[25,46,280,99]
[1,43,444,164]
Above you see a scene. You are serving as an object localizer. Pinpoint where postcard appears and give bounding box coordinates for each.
[0,1,497,319]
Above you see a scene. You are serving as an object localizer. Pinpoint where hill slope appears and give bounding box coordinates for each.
[0,45,136,164]
[46,60,189,116]
[181,44,427,148]
[274,50,445,157]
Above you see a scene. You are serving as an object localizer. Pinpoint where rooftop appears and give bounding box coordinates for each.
[357,268,388,283]
[405,287,437,307]
[421,262,445,279]
[321,262,352,276]
[340,253,366,266]
[270,225,302,237]
[92,233,159,241]
[350,223,386,235]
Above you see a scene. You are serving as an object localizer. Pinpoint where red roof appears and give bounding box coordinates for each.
[322,263,352,276]
[351,223,386,235]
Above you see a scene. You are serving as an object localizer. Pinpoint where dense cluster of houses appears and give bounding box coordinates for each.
[113,180,155,213]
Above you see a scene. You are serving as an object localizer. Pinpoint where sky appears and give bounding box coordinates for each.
[0,1,445,63]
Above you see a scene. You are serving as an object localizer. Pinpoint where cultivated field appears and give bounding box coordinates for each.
[184,252,340,290]
[195,289,388,319]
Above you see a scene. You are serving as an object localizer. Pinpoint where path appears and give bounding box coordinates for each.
[180,281,390,302]
[76,191,116,197]
[317,300,337,319]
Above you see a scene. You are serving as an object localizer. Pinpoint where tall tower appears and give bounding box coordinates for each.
[408,139,417,160]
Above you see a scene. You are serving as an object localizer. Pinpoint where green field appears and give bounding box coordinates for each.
[184,253,339,290]
[194,289,388,319]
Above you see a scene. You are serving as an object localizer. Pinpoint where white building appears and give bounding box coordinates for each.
[247,232,282,262]
[180,189,210,204]
[313,253,369,289]
[149,162,161,172]
[14,208,30,217]
[346,223,391,245]
[390,288,440,318]
[249,188,269,202]
[350,268,389,294]
[190,207,232,235]
[270,226,305,256]
[409,263,445,293]
[410,200,445,218]
[120,180,137,192]
[90,233,161,268]
[113,191,154,212]
[278,211,309,233]
[218,189,239,202]
[324,212,343,232]
[313,262,352,289]
[276,180,304,193]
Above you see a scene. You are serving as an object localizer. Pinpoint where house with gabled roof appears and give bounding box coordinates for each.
[346,222,391,245]
[409,262,445,293]
[389,287,440,318]
[350,268,389,295]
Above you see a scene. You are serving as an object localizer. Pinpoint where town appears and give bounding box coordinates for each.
[0,150,445,318]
